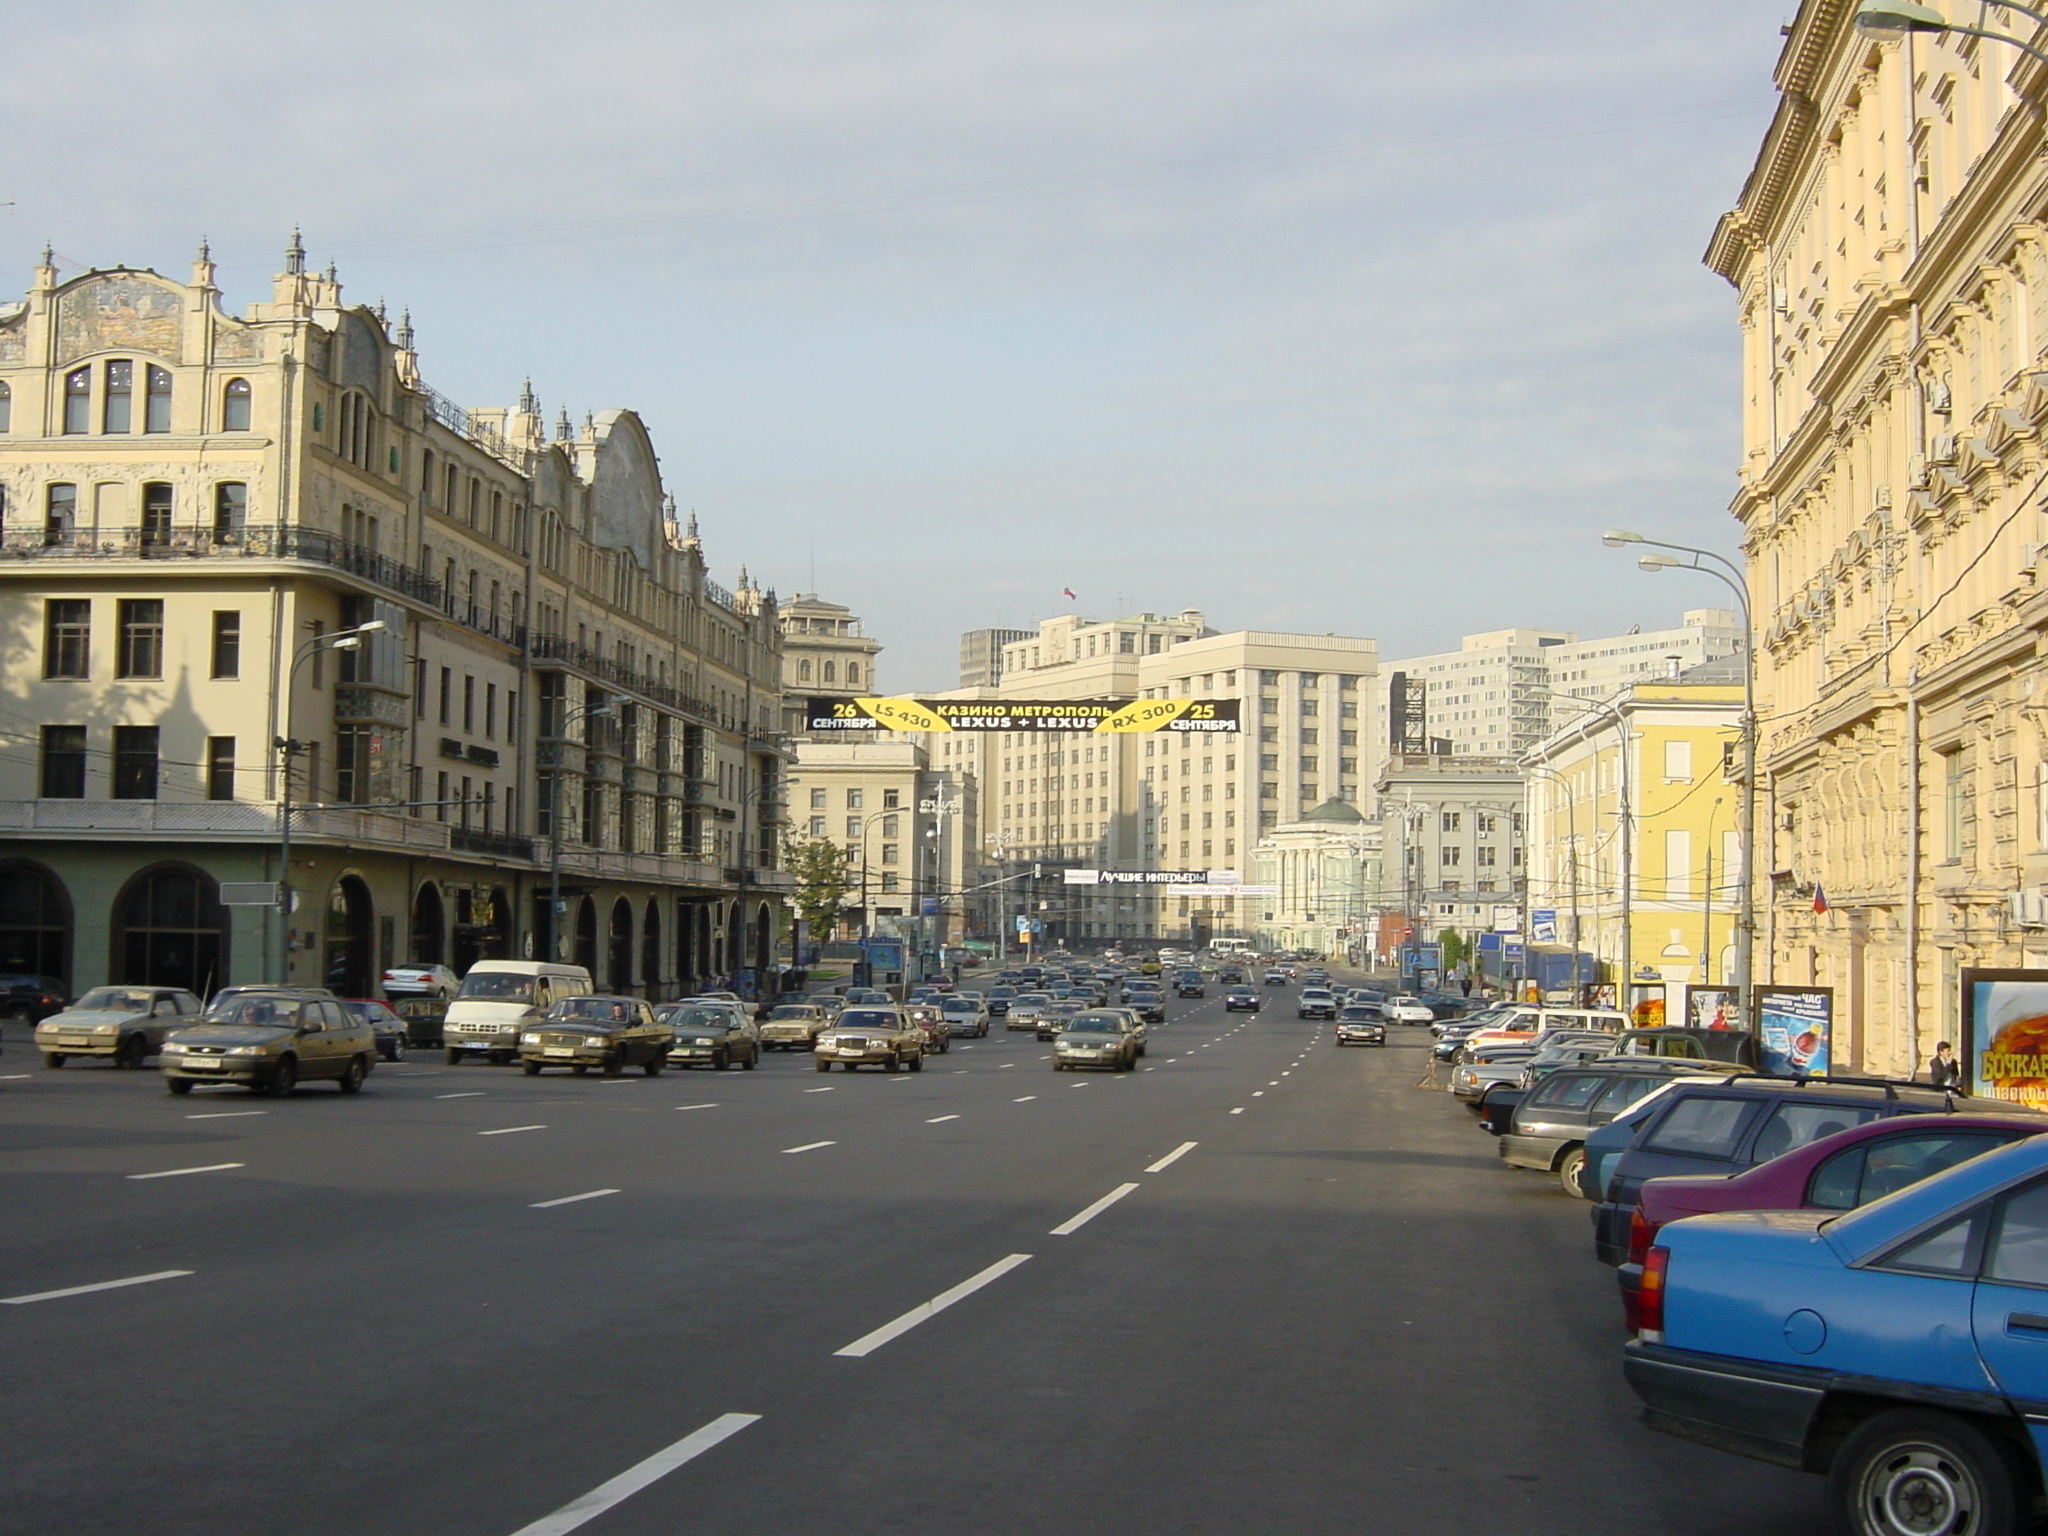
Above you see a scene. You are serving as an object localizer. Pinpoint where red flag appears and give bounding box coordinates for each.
[1062,587,1076,600]
[1812,885,1829,914]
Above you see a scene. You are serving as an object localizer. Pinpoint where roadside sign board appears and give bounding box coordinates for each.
[805,696,1241,735]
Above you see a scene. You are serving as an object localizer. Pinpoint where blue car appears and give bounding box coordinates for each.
[1626,1131,2048,1536]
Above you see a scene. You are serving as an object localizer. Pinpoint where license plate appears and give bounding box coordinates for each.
[544,1046,576,1057]
[183,1058,223,1069]
[60,1037,91,1048]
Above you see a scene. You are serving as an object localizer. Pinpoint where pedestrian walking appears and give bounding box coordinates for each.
[1930,1041,1963,1090]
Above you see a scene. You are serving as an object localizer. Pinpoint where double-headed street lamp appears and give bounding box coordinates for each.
[1603,528,1756,1014]
[1855,1,2048,67]
[275,620,385,983]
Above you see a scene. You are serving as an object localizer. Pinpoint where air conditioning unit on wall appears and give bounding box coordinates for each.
[2012,888,2048,928]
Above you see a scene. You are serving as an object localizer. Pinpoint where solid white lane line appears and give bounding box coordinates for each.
[1013,1095,1037,1102]
[782,1141,836,1154]
[128,1163,243,1180]
[479,1125,547,1136]
[185,1111,266,1120]
[531,1189,620,1209]
[1050,1182,1141,1236]
[833,1254,1033,1358]
[1144,1141,1198,1174]
[507,1412,761,1536]
[803,1087,835,1094]
[436,1092,486,1099]
[926,1114,960,1123]
[1,1270,194,1305]
[674,1103,718,1112]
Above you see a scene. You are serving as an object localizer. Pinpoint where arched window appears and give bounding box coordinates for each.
[103,360,133,433]
[0,380,12,433]
[823,660,836,683]
[798,659,812,681]
[0,860,70,986]
[112,864,226,995]
[146,366,172,432]
[846,662,861,686]
[214,483,247,541]
[63,368,90,434]
[222,378,251,432]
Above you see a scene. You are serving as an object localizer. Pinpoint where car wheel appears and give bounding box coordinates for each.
[41,1051,64,1069]
[815,1058,831,1073]
[1053,1062,1064,1072]
[166,1076,194,1095]
[711,1050,729,1072]
[266,1057,298,1097]
[1135,1045,1146,1057]
[884,1055,900,1073]
[522,1061,542,1076]
[1829,1410,2024,1536]
[444,1047,463,1066]
[739,1050,755,1071]
[644,1052,665,1076]
[119,1033,152,1069]
[842,1062,857,1072]
[603,1053,625,1078]
[338,1057,367,1095]
[571,1064,589,1075]
[1557,1146,1589,1198]
[908,1054,923,1073]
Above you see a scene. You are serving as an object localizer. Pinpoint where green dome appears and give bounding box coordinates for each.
[1299,798,1365,824]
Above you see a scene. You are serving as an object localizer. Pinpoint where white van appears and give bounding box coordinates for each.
[442,961,595,1064]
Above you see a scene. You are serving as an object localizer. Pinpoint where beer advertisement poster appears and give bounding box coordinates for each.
[1754,986,1832,1075]
[1961,968,2048,1108]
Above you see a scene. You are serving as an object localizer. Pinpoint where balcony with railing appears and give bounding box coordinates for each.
[1,524,445,607]
[529,633,729,723]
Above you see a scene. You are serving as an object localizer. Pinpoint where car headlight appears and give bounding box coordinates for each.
[226,1044,268,1056]
[521,1033,542,1045]
[92,1024,121,1035]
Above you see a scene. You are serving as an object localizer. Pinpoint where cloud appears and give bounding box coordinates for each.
[0,0,1790,685]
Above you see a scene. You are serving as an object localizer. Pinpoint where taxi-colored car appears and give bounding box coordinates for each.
[160,991,376,1095]
[519,995,671,1076]
[814,1007,925,1073]
[37,985,203,1068]
[757,1002,831,1051]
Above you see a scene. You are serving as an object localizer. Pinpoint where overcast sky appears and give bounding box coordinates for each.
[5,0,1793,689]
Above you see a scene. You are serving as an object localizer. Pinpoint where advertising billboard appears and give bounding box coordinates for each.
[1961,968,2048,1109]
[1684,986,1741,1032]
[803,696,1241,734]
[1755,986,1833,1076]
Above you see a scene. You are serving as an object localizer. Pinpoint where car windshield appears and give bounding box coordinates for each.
[456,973,535,1002]
[835,1010,899,1029]
[205,997,302,1027]
[1066,1017,1124,1034]
[557,998,637,1022]
[766,1006,816,1021]
[663,1007,731,1031]
[71,987,154,1012]
[1339,1009,1380,1021]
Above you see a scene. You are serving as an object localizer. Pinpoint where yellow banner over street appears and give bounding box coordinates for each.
[802,696,1240,734]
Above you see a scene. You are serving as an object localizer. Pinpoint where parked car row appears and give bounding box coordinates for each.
[1429,1004,2048,1534]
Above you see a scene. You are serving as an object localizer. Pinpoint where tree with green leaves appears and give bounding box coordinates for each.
[781,831,851,942]
[1436,928,1466,972]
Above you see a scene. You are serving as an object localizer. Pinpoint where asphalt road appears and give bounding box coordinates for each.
[2,977,1820,1536]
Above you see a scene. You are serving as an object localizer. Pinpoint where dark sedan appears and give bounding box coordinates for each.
[1223,986,1263,1012]
[341,998,408,1062]
[1333,1006,1386,1046]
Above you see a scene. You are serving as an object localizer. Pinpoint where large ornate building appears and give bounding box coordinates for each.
[0,240,790,1000]
[1710,3,2048,1072]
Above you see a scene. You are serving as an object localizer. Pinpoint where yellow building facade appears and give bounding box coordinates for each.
[1710,3,2048,1072]
[1524,682,1745,1013]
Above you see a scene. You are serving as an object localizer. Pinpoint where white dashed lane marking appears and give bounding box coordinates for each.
[1,1270,193,1305]
[128,1163,243,1180]
[782,1141,836,1155]
[531,1189,619,1209]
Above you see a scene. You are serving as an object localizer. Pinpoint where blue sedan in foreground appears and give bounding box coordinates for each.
[1626,1131,2048,1536]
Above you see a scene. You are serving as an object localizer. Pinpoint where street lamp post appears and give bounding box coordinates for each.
[1603,529,1756,1018]
[545,694,619,964]
[274,620,385,984]
[1855,1,2048,67]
